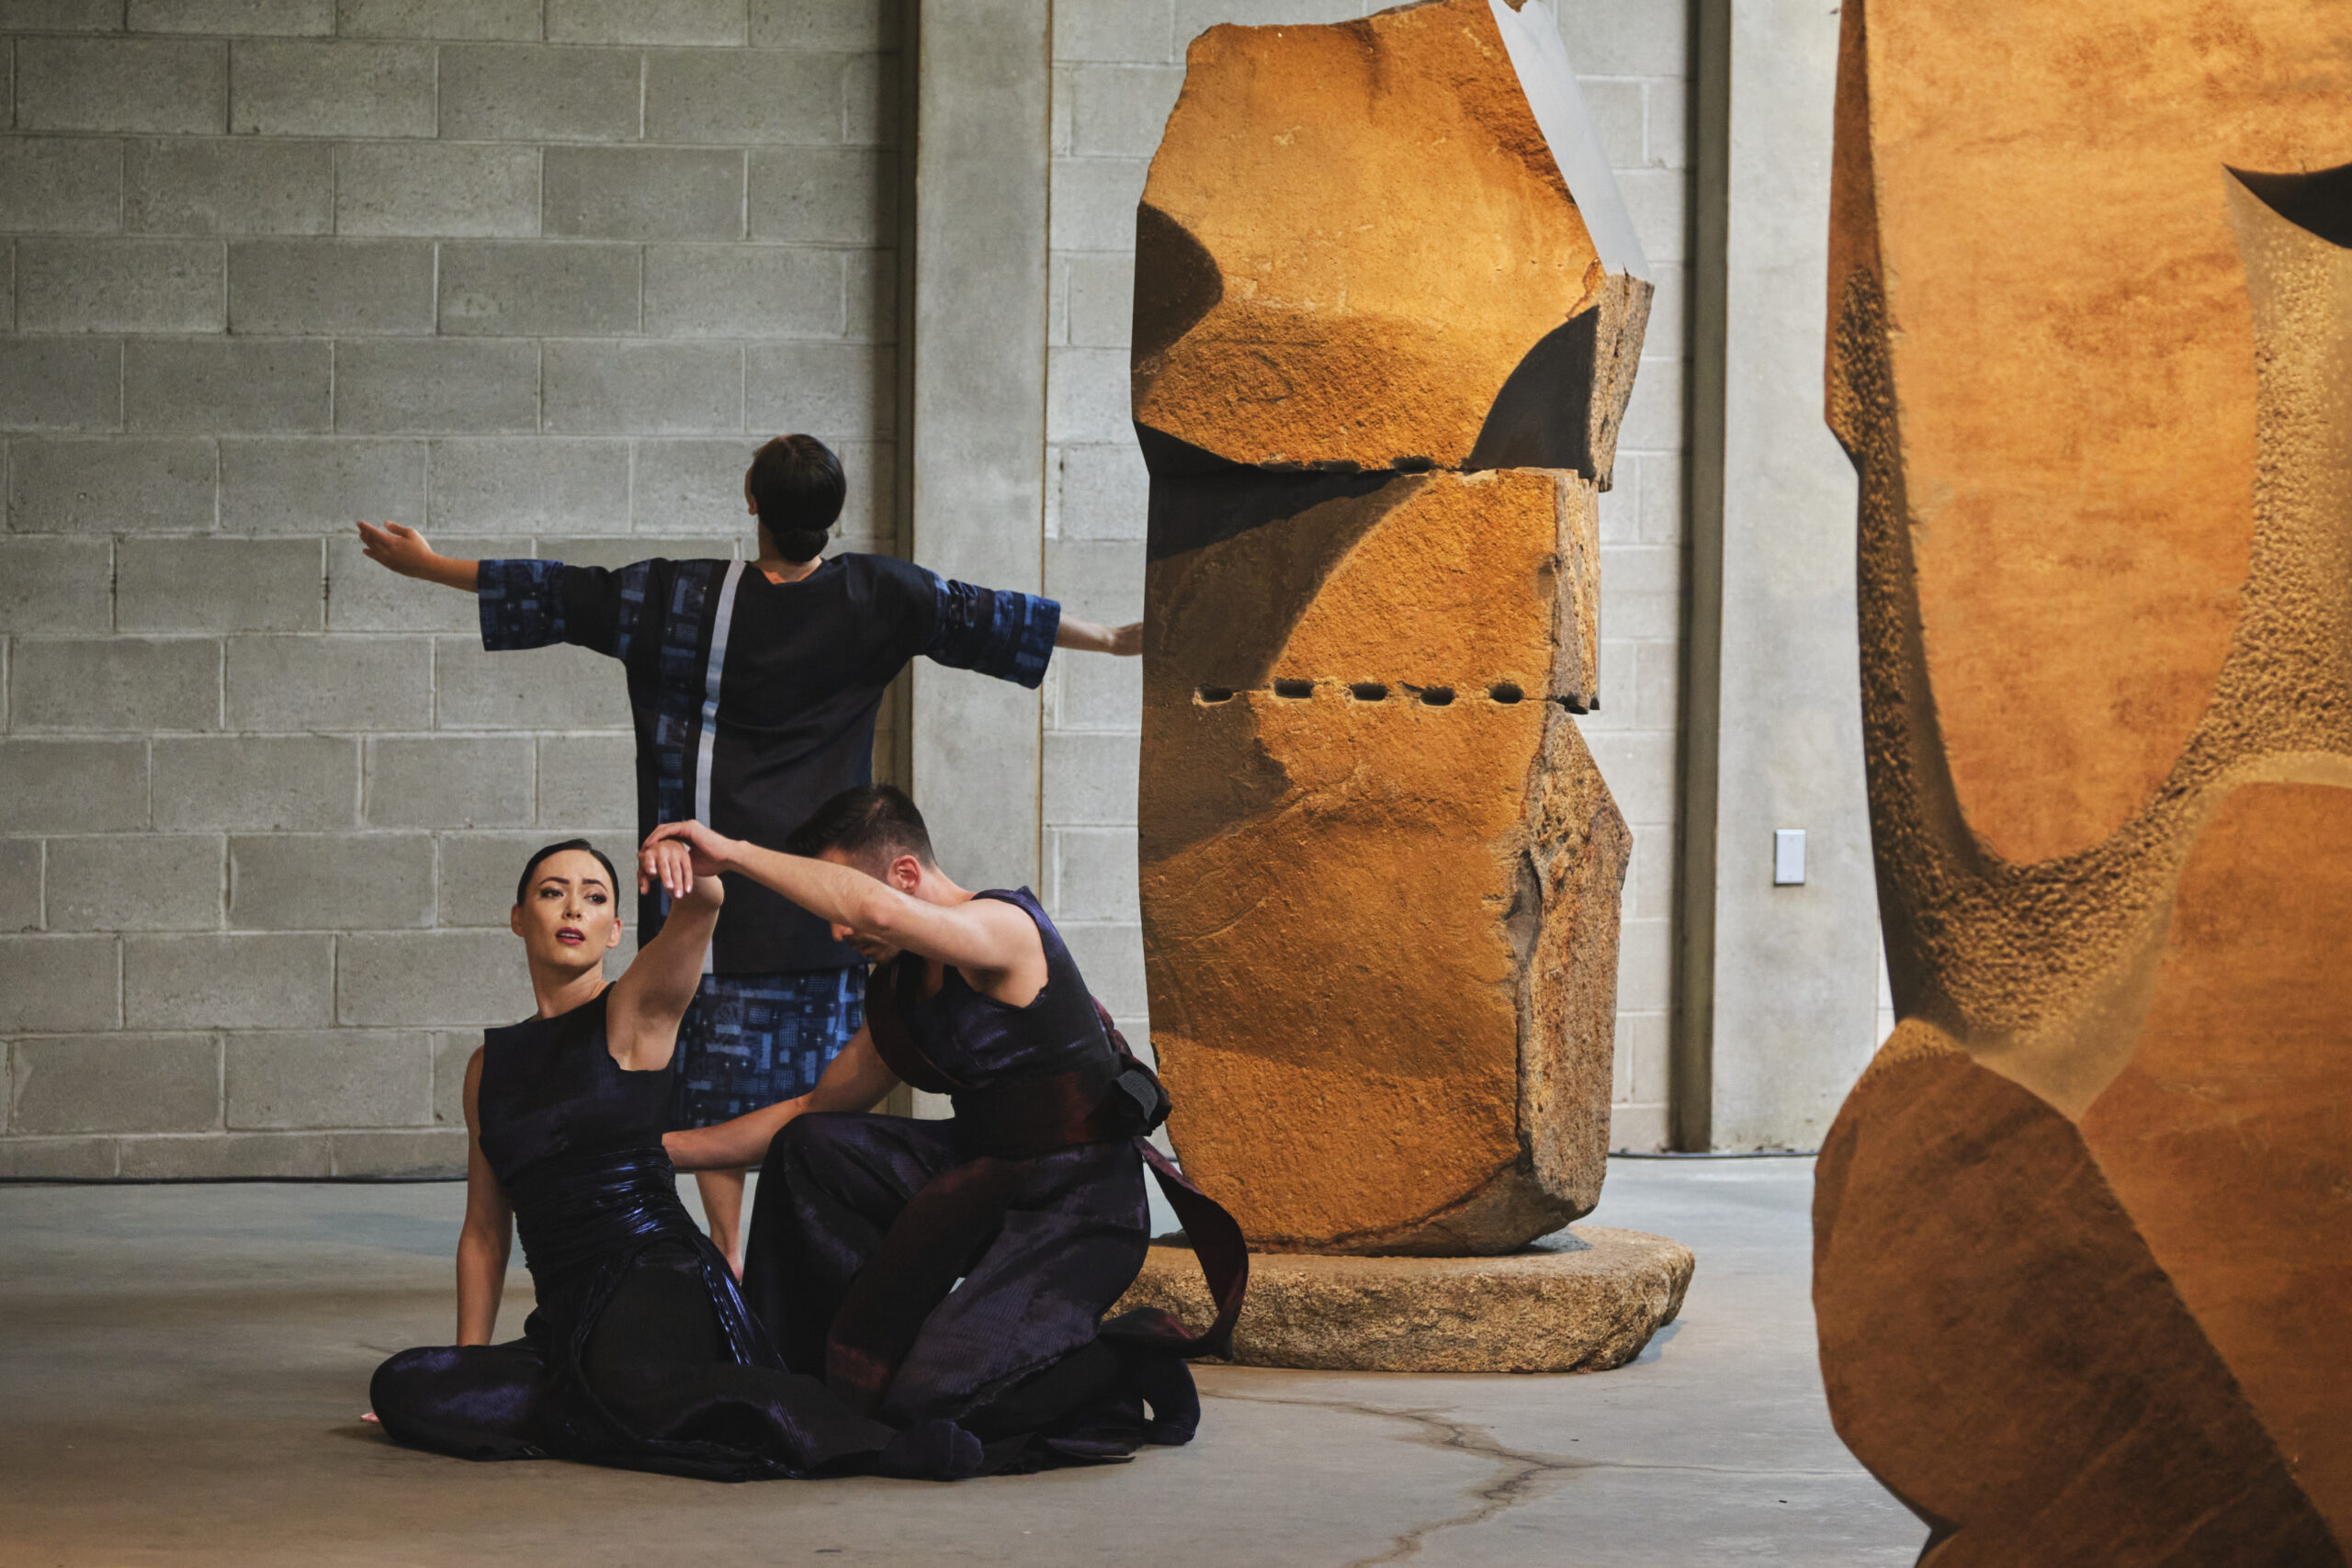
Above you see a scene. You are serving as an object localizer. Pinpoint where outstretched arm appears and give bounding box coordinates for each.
[641,819,1040,978]
[1055,615,1142,657]
[606,839,724,1073]
[356,521,479,592]
[663,1026,899,1171]
[454,1048,514,1346]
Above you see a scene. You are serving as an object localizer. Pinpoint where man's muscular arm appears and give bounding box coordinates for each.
[356,521,480,592]
[641,819,1042,978]
[663,1026,899,1170]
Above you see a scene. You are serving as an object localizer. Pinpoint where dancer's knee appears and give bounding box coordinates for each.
[767,1110,864,1180]
[367,1343,545,1459]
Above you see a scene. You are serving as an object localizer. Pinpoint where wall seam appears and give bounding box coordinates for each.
[1671,0,1732,1151]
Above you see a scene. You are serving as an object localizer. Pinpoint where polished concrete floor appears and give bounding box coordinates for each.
[0,1158,1923,1567]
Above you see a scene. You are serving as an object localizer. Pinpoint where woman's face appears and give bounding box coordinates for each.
[509,850,622,973]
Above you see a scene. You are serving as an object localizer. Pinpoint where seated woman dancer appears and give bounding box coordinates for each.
[367,838,967,1481]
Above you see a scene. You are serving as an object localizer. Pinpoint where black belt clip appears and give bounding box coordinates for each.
[1111,1063,1171,1139]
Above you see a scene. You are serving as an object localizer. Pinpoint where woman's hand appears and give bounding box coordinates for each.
[641,820,741,897]
[1107,620,1143,657]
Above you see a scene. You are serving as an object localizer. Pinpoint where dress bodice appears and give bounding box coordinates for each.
[475,989,699,1329]
[475,989,671,1187]
[899,888,1117,1091]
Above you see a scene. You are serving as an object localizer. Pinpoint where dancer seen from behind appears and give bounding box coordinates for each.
[356,434,1140,1272]
[366,838,973,1481]
[651,786,1248,1476]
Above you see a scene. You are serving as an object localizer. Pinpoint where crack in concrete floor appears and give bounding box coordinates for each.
[1210,1388,1868,1566]
[1216,1393,1599,1566]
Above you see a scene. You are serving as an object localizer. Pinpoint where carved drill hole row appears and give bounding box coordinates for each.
[1195,681,1530,706]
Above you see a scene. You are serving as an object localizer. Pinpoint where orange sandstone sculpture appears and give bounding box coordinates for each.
[1135,0,1650,1259]
[1821,0,2352,1557]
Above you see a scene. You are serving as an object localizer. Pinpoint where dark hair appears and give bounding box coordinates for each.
[784,784,936,869]
[746,434,846,563]
[514,839,620,907]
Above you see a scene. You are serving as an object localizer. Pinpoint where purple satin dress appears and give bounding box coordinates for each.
[367,989,905,1481]
[742,889,1202,1472]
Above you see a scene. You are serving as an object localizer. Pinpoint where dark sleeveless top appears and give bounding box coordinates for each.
[475,990,727,1337]
[898,889,1116,1092]
[831,887,1247,1410]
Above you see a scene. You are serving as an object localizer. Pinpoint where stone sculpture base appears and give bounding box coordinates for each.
[1114,1226,1693,1374]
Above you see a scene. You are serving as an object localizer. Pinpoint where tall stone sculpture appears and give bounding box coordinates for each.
[1821,0,2352,1557]
[1116,0,1690,1371]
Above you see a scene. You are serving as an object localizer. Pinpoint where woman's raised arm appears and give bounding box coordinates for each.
[605,840,725,1073]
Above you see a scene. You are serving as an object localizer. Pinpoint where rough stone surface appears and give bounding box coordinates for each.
[1822,2,2352,1556]
[1133,0,1648,477]
[1142,471,1623,1254]
[1135,0,1641,1256]
[1114,1225,1690,1373]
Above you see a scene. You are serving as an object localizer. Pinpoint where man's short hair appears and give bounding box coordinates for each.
[514,839,620,907]
[747,434,846,563]
[785,784,936,870]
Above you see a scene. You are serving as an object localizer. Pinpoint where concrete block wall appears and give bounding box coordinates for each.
[0,2,901,1178]
[1044,0,1693,1149]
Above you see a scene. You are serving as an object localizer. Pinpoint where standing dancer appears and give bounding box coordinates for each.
[357,434,1138,1269]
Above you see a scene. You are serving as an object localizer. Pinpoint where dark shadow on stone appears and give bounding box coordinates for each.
[2230,162,2352,250]
[1464,309,1599,476]
[1140,425,1396,562]
[1133,202,1225,367]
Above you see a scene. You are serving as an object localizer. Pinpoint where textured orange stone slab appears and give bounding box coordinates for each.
[2081,784,2352,1535]
[1134,0,1643,1258]
[1140,469,1623,1254]
[1815,1025,2337,1566]
[1832,0,2352,864]
[1826,0,2352,1554]
[1134,0,1646,479]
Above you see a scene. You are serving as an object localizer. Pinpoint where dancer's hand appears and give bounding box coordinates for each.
[356,522,480,592]
[356,520,436,576]
[1053,614,1145,657]
[642,820,740,892]
[639,838,717,903]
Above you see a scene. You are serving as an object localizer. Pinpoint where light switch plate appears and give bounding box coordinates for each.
[1773,829,1807,886]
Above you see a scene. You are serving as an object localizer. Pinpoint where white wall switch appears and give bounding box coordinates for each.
[1773,829,1807,886]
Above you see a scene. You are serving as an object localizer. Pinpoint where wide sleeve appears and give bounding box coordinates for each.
[921,574,1061,690]
[476,558,643,660]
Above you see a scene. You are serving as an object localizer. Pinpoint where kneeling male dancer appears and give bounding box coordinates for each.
[650,786,1245,1472]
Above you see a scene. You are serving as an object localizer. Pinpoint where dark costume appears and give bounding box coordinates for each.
[475,552,1058,1128]
[742,889,1247,1472]
[369,990,946,1481]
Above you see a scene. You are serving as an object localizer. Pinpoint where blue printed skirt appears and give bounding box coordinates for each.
[671,968,865,1130]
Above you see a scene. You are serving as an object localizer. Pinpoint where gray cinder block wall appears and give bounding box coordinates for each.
[0,1,901,1178]
[1044,0,1694,1150]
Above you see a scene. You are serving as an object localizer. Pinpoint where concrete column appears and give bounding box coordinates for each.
[904,0,1052,893]
[1676,0,1875,1148]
